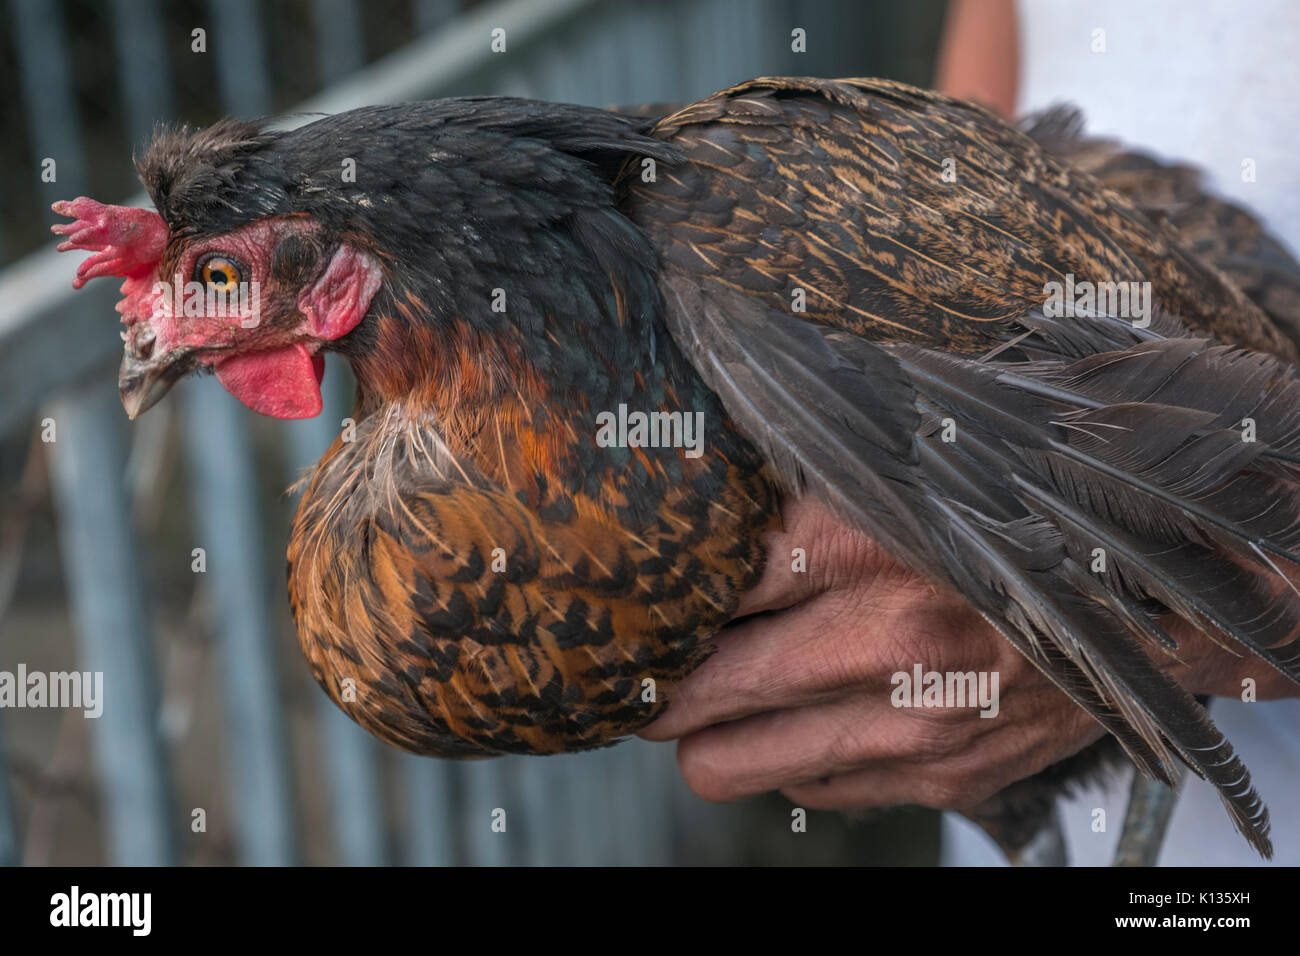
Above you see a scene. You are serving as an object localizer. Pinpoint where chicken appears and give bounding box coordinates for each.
[53,77,1300,859]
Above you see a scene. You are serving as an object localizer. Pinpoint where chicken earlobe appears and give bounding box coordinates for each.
[297,244,385,340]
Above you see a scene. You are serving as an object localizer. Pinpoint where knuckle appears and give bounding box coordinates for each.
[908,716,972,761]
[915,771,972,810]
[787,501,888,596]
[888,612,978,674]
[824,723,865,770]
[815,525,878,591]
[919,754,999,811]
[675,735,744,803]
[816,601,882,686]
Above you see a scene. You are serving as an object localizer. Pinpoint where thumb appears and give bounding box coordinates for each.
[734,495,894,618]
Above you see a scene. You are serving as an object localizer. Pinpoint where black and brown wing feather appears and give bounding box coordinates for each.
[628,76,1300,855]
[1022,104,1300,351]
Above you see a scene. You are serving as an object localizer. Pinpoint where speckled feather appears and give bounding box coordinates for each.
[630,78,1295,361]
[1020,104,1300,351]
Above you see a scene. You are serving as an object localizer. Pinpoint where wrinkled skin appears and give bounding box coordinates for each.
[642,497,1292,812]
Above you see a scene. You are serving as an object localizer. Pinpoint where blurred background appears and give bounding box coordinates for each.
[0,0,949,865]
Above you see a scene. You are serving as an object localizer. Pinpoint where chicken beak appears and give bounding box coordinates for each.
[118,338,191,420]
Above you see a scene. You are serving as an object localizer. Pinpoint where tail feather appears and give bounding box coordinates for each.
[936,495,1272,863]
[661,270,1292,856]
[1017,477,1300,682]
[931,500,1176,781]
[887,335,1300,857]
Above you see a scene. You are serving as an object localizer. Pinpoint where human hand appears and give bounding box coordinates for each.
[640,496,1285,812]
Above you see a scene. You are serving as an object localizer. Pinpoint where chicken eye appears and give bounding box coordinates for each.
[198,254,242,292]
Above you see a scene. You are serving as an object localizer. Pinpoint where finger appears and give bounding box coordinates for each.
[774,720,1024,812]
[734,495,896,618]
[732,498,828,618]
[638,603,847,742]
[780,696,1109,812]
[672,661,1108,809]
[641,588,894,741]
[671,693,919,803]
[641,577,979,741]
[778,764,986,812]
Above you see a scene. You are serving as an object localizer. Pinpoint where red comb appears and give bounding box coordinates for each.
[50,197,167,290]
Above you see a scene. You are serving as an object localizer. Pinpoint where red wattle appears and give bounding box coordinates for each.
[213,344,324,419]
